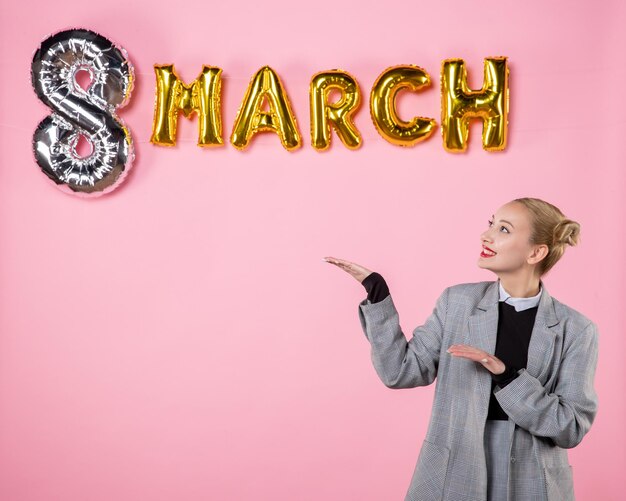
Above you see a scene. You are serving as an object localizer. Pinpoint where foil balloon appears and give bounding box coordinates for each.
[310,70,362,150]
[31,28,135,196]
[441,57,509,152]
[151,65,223,147]
[230,66,301,151]
[370,65,436,146]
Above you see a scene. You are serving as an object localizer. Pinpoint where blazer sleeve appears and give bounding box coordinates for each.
[493,321,599,449]
[357,287,449,389]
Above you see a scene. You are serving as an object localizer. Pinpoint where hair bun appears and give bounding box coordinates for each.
[553,219,580,247]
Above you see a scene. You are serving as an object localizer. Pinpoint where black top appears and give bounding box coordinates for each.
[486,301,538,419]
[361,272,390,303]
[361,272,537,421]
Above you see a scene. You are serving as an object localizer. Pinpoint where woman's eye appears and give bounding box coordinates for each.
[487,219,509,233]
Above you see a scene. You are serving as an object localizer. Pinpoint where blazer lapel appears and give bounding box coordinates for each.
[468,282,499,416]
[468,280,561,420]
[525,283,560,385]
[468,281,499,354]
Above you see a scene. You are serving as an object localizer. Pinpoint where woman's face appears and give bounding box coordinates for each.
[477,202,543,276]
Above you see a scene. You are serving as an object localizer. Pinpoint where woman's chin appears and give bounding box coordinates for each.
[477,259,493,270]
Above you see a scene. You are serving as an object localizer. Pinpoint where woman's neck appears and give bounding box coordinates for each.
[498,275,542,298]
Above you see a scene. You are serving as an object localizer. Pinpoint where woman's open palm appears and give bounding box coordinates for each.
[323,256,373,283]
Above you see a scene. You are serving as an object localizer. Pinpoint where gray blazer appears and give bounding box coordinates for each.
[357,280,599,501]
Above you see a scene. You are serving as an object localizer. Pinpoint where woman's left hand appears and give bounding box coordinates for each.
[447,344,506,375]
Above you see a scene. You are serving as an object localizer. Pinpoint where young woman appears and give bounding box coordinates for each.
[324,197,599,501]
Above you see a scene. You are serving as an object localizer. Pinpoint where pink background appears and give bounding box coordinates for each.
[1,1,624,499]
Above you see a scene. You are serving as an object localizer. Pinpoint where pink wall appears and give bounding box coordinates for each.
[1,0,624,499]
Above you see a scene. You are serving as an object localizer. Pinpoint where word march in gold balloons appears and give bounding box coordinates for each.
[150,58,509,153]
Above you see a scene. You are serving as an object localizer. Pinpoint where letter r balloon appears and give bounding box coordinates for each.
[310,70,362,150]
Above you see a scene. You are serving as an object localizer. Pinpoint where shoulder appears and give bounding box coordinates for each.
[432,281,496,311]
[550,294,598,337]
[445,280,494,300]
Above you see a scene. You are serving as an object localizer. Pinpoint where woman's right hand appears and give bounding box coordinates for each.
[323,256,374,283]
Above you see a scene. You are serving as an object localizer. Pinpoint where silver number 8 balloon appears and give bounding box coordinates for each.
[31,28,135,197]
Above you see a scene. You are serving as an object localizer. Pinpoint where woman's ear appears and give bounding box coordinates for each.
[527,244,549,265]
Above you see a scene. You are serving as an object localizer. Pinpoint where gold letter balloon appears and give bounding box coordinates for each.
[150,64,223,147]
[310,70,362,150]
[230,66,301,151]
[370,65,436,146]
[441,57,509,152]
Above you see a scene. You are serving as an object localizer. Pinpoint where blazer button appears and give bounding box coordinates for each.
[510,457,516,463]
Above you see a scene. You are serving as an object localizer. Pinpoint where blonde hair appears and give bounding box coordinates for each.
[512,197,581,276]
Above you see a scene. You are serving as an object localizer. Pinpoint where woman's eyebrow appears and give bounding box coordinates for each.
[491,215,515,228]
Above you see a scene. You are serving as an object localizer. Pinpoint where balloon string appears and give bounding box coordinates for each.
[3,121,625,137]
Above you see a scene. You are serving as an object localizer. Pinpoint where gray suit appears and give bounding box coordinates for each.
[357,280,599,501]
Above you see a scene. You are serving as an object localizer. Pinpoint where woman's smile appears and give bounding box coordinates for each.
[480,245,497,258]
